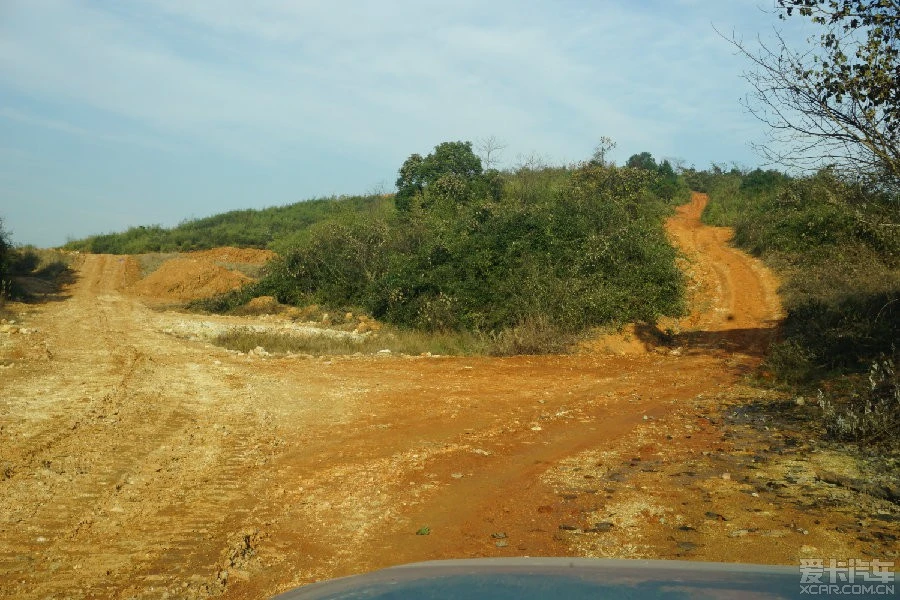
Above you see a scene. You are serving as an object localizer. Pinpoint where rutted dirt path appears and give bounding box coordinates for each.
[1,194,896,599]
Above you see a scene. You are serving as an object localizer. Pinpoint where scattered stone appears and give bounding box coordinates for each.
[450,473,464,479]
[491,532,508,539]
[495,540,508,548]
[729,529,750,538]
[415,526,430,536]
[704,511,728,521]
[558,524,578,531]
[677,541,697,551]
[590,522,614,533]
[377,349,392,355]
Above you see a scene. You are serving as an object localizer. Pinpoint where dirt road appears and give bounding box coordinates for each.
[1,194,896,599]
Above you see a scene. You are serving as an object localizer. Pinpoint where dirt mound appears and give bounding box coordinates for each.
[241,295,282,314]
[578,324,652,355]
[188,247,276,264]
[129,258,251,301]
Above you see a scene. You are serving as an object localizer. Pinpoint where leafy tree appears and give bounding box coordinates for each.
[626,152,659,171]
[621,153,689,202]
[395,141,498,211]
[729,0,900,185]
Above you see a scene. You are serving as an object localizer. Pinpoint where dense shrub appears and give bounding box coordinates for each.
[395,141,502,211]
[624,152,691,203]
[703,167,899,445]
[198,159,687,345]
[703,168,899,384]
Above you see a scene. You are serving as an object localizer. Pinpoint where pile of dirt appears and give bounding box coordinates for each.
[578,324,652,355]
[240,295,282,314]
[129,258,251,301]
[188,247,276,264]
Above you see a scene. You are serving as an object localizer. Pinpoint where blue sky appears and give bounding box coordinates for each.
[0,1,813,247]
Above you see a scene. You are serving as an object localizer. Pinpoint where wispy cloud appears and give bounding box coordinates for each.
[0,0,780,163]
[0,0,806,245]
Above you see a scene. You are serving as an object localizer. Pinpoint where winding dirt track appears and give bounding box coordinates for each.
[1,194,888,599]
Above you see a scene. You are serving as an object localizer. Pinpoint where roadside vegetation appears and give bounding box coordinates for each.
[702,1,900,451]
[0,218,11,304]
[192,142,690,354]
[63,194,395,254]
[702,168,898,447]
[1,219,74,304]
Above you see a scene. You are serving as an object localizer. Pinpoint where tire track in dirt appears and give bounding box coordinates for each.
[6,194,889,600]
[664,192,783,354]
[0,255,293,598]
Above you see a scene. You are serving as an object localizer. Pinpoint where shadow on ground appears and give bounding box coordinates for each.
[634,321,782,359]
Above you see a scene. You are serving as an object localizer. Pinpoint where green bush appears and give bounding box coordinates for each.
[702,168,899,384]
[395,141,502,211]
[197,158,687,349]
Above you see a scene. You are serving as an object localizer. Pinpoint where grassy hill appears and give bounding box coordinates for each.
[62,194,394,254]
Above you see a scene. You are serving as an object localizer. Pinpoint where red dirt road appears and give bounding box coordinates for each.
[1,194,896,599]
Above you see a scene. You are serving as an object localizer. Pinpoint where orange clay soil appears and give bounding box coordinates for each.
[0,193,896,599]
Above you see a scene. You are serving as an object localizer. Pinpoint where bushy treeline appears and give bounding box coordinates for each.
[0,221,73,301]
[0,218,10,298]
[62,194,395,254]
[197,143,687,345]
[702,167,899,443]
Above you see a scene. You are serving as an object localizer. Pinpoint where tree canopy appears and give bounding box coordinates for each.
[395,141,501,211]
[732,0,900,185]
[626,152,659,171]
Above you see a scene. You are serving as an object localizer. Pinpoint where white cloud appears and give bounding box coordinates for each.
[0,0,819,245]
[0,0,781,167]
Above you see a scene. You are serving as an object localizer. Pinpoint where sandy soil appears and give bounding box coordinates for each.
[1,194,896,599]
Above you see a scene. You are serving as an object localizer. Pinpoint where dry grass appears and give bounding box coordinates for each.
[213,261,266,279]
[135,253,181,277]
[213,326,495,356]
